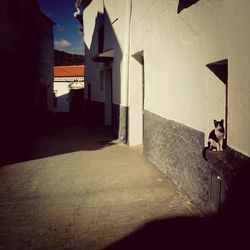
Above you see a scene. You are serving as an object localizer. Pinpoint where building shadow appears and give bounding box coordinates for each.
[84,6,124,140]
[0,123,117,167]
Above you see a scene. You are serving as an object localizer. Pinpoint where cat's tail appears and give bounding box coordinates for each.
[202,141,211,161]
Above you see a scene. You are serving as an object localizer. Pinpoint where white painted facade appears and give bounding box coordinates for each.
[82,0,130,126]
[53,77,84,113]
[80,0,250,157]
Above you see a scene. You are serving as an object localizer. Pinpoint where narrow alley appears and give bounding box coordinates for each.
[0,125,200,250]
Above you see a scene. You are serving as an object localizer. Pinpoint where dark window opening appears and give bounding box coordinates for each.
[177,0,200,14]
[206,59,228,85]
[206,59,228,147]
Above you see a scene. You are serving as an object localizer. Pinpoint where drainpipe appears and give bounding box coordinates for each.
[123,0,132,143]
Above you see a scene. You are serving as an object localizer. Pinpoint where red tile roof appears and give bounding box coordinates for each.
[54,65,85,77]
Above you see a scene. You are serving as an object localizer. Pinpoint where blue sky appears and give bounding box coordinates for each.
[37,0,84,55]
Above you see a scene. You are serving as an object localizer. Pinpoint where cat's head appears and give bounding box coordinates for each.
[214,119,224,130]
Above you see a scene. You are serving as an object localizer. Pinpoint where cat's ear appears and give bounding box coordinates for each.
[214,120,217,126]
[220,119,224,124]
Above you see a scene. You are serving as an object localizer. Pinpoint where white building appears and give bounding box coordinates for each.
[53,65,85,122]
[75,0,250,214]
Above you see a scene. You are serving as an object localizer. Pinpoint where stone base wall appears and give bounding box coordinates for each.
[143,110,250,215]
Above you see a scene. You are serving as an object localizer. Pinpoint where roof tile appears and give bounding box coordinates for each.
[54,65,85,77]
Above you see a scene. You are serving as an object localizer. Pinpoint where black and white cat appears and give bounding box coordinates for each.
[202,119,225,161]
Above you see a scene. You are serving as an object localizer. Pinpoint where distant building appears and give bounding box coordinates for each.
[75,0,250,215]
[53,65,85,122]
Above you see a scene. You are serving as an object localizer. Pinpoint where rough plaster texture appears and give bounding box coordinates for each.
[143,110,211,213]
[144,110,250,214]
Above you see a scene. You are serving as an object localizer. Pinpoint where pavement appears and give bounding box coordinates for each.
[0,125,201,250]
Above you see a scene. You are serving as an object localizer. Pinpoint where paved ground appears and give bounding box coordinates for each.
[0,125,200,250]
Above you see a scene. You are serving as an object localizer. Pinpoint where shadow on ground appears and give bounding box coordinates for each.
[0,122,116,167]
[103,215,247,250]
[104,164,250,250]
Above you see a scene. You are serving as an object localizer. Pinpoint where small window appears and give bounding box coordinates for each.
[177,0,200,14]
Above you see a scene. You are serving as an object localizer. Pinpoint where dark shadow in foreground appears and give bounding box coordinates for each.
[104,164,250,250]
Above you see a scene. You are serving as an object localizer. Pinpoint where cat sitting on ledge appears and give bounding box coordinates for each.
[202,119,225,161]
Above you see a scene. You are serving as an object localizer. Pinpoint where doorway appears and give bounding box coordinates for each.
[69,88,84,124]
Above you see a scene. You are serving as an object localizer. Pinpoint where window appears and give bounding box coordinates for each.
[177,0,200,14]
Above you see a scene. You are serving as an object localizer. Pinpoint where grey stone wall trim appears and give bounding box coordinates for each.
[143,110,250,215]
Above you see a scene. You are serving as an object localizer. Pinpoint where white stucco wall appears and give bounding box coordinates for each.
[83,0,250,156]
[103,0,130,106]
[83,0,129,106]
[83,0,105,103]
[128,0,250,156]
[54,77,84,113]
[53,81,70,112]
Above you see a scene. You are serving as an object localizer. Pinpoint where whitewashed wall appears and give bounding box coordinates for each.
[83,0,129,106]
[83,0,105,102]
[83,0,250,156]
[53,82,70,112]
[128,0,250,156]
[103,0,130,107]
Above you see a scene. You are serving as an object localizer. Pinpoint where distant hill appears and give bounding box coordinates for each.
[54,50,84,66]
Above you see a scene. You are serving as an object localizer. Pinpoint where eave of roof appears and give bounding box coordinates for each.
[92,49,114,62]
[54,65,85,77]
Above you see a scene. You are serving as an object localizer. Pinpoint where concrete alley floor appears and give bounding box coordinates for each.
[0,125,200,250]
